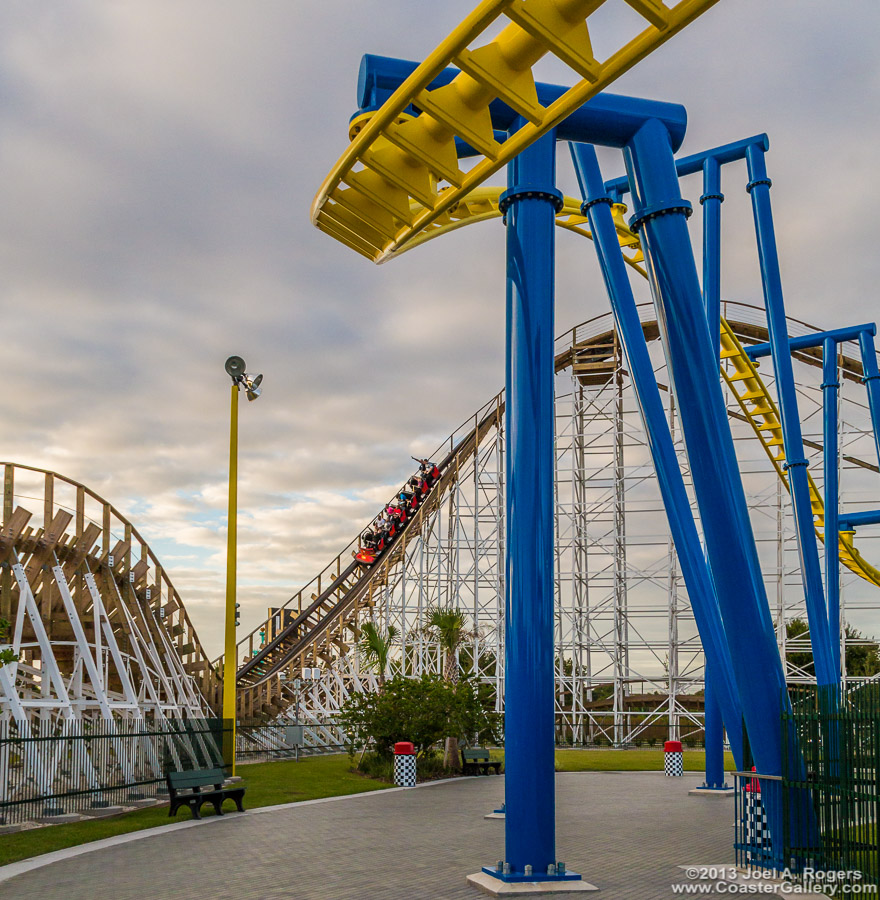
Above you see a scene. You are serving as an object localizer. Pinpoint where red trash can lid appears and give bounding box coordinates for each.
[664,740,683,752]
[393,741,415,755]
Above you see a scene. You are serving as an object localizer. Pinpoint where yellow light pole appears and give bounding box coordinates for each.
[222,355,262,774]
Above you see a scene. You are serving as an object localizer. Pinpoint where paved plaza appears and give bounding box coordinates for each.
[1,772,734,899]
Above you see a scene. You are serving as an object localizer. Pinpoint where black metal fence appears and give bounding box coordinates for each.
[237,719,345,763]
[733,769,785,872]
[783,683,878,884]
[0,717,229,824]
[735,683,879,885]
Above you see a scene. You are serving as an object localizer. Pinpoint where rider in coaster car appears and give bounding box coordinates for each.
[400,487,417,512]
[362,530,377,551]
[412,471,429,495]
[388,498,406,522]
[419,459,440,484]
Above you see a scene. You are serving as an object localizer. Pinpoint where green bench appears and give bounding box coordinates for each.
[166,767,246,819]
[461,747,502,776]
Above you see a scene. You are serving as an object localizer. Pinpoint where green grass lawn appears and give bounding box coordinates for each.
[554,748,736,772]
[0,754,389,867]
[479,747,734,772]
[0,748,735,867]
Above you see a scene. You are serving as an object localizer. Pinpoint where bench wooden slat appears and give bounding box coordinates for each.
[168,767,225,789]
[462,749,490,761]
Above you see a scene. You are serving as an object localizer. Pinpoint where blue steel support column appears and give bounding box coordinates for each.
[570,141,743,769]
[701,157,723,357]
[745,144,836,687]
[703,673,725,788]
[823,339,841,679]
[496,129,562,882]
[858,330,880,472]
[700,156,726,789]
[624,119,792,854]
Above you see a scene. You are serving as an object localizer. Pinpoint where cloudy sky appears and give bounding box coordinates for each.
[0,1,877,656]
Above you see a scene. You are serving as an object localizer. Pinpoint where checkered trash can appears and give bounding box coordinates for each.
[664,740,684,776]
[743,770,770,861]
[393,741,416,787]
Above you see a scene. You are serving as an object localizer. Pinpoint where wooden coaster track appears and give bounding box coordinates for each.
[0,464,219,719]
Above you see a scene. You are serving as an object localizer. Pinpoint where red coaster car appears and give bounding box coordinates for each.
[355,547,377,565]
[387,505,407,525]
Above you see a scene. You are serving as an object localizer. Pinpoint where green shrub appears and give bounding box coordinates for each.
[339,673,500,761]
[413,749,448,780]
[356,751,394,780]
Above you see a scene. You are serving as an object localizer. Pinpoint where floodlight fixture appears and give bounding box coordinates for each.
[225,355,246,381]
[245,374,263,402]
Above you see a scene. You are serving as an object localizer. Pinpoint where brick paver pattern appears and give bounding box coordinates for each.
[4,772,734,899]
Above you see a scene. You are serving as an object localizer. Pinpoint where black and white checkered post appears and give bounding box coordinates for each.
[393,741,416,788]
[743,772,770,862]
[664,740,684,776]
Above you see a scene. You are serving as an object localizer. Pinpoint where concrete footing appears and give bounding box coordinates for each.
[80,805,127,818]
[36,813,83,824]
[129,798,161,808]
[688,787,736,798]
[483,812,505,819]
[0,823,23,834]
[467,873,598,895]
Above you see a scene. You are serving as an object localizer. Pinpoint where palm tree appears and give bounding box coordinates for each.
[426,606,469,769]
[357,621,398,687]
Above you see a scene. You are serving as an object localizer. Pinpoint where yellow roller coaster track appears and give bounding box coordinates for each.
[311,0,720,262]
[719,323,880,589]
[388,187,647,273]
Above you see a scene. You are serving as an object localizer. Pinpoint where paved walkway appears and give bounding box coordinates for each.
[2,773,734,899]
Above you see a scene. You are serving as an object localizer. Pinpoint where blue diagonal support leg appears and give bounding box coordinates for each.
[570,141,743,769]
[858,330,880,472]
[623,118,795,862]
